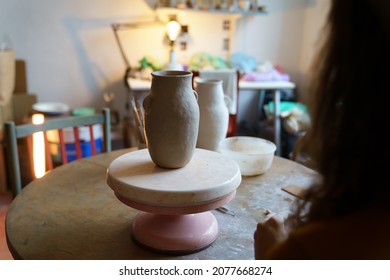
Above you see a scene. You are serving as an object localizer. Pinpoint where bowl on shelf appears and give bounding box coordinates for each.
[219,136,276,176]
[32,102,70,116]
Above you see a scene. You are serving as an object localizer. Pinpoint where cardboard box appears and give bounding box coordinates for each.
[0,59,33,192]
[11,93,37,124]
[0,130,7,193]
[14,60,28,93]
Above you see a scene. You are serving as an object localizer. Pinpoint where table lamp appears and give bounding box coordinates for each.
[111,17,164,128]
[164,15,183,70]
[111,16,164,90]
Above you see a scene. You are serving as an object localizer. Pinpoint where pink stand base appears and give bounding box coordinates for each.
[115,192,236,254]
[132,212,218,254]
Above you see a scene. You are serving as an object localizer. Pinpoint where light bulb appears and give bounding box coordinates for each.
[166,20,181,42]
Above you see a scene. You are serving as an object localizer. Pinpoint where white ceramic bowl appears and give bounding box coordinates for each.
[32,102,70,116]
[219,136,276,176]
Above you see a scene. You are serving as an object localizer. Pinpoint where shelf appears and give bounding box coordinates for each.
[153,7,267,16]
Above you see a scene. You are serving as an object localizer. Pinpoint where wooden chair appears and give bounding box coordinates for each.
[192,69,240,136]
[4,108,111,198]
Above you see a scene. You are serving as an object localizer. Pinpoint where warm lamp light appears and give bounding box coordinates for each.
[164,15,183,70]
[166,20,181,43]
[32,114,45,179]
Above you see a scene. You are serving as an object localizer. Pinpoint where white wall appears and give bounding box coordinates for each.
[0,0,328,124]
[298,0,329,101]
[0,0,154,114]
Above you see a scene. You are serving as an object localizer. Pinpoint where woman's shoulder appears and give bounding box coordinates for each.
[269,204,390,259]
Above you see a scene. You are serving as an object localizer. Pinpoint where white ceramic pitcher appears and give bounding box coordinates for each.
[195,78,231,151]
[143,70,199,168]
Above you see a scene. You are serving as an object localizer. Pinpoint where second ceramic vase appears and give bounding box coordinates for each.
[143,70,199,168]
[195,78,230,151]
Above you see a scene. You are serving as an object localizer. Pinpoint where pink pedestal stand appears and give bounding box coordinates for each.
[106,149,241,254]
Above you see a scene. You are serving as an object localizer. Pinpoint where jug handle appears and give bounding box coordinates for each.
[143,94,151,114]
[224,95,232,107]
[193,90,198,101]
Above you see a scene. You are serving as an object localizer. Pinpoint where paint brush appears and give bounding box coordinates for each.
[130,96,146,144]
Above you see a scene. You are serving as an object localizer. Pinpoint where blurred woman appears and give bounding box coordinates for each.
[254,0,390,259]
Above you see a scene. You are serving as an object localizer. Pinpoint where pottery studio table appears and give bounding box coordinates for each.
[6,148,316,260]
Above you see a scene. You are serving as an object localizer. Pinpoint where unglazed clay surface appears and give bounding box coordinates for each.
[106,148,241,207]
[143,70,199,168]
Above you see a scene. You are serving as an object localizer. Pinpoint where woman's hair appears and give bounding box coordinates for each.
[292,0,390,225]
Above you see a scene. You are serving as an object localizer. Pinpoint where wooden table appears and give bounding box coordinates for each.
[6,148,316,260]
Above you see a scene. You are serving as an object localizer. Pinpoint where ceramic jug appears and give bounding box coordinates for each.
[143,70,199,168]
[195,78,230,151]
